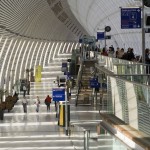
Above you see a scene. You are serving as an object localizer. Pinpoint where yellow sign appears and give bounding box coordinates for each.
[59,105,64,126]
[35,65,42,82]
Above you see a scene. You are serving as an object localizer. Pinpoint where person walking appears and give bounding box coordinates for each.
[22,97,28,113]
[35,96,40,112]
[23,85,27,97]
[27,82,30,95]
[45,95,52,112]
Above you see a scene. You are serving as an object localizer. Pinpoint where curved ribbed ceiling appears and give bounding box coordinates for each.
[67,0,150,55]
[0,0,86,89]
[0,0,150,90]
[0,0,88,41]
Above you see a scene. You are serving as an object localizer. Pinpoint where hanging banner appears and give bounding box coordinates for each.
[35,65,42,82]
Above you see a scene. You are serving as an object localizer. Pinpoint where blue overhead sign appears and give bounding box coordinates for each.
[89,78,100,88]
[62,62,67,67]
[90,82,100,88]
[52,88,65,101]
[121,8,141,29]
[97,32,105,40]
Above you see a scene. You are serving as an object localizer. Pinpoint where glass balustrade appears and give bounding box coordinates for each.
[107,76,150,136]
[97,55,150,75]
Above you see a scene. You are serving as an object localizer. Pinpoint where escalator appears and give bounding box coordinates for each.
[77,60,96,105]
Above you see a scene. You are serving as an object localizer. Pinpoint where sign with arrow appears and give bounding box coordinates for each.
[121,8,141,29]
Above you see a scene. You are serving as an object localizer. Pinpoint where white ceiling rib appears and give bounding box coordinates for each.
[0,0,88,41]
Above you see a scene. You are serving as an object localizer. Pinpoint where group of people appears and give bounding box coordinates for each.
[101,46,137,61]
[101,46,150,63]
[22,95,52,113]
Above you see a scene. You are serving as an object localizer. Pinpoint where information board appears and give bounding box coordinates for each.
[121,8,141,29]
[52,88,65,101]
[97,32,105,40]
[89,78,100,88]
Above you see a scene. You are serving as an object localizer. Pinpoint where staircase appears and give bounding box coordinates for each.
[77,60,97,105]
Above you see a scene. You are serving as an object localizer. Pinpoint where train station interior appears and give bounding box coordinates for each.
[0,0,150,149]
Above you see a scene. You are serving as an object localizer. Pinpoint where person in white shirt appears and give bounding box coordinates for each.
[22,97,28,113]
[23,85,27,97]
[34,96,40,112]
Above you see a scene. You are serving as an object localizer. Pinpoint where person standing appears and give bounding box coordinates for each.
[22,97,28,113]
[27,82,30,95]
[35,96,40,112]
[145,48,150,74]
[23,85,27,97]
[45,95,52,112]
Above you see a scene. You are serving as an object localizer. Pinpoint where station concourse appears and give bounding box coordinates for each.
[0,0,150,149]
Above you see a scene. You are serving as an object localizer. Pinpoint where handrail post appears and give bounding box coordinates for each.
[65,89,68,135]
[84,130,90,150]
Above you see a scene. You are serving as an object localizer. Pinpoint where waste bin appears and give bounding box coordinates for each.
[58,102,70,127]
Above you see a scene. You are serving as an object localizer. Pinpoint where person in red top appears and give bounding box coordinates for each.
[101,48,108,56]
[45,95,52,112]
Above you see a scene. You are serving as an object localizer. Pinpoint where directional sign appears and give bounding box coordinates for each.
[89,77,100,88]
[97,32,105,40]
[105,35,111,39]
[52,88,65,101]
[62,62,67,67]
[121,8,141,29]
[90,82,101,88]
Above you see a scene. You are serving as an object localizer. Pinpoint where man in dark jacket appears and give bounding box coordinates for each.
[145,48,150,74]
[45,95,52,111]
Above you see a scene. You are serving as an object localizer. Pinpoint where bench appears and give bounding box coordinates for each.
[0,95,19,112]
[100,113,150,150]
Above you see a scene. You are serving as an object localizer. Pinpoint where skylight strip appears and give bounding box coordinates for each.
[34,42,43,67]
[52,42,59,60]
[10,40,22,85]
[39,42,47,65]
[5,40,18,93]
[66,42,70,53]
[43,42,51,67]
[48,42,55,63]
[62,42,66,53]
[19,41,30,80]
[14,40,26,84]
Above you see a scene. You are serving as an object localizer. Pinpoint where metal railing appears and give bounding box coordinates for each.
[95,54,150,136]
[97,55,150,75]
[116,74,150,85]
[69,124,88,150]
[75,59,83,106]
[69,122,131,150]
